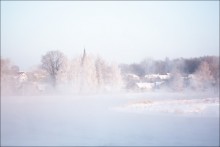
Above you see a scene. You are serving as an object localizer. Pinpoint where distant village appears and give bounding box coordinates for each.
[125,73,171,90]
[123,72,194,91]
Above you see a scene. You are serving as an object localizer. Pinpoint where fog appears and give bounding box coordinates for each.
[1,53,219,146]
[1,54,219,146]
[1,1,219,145]
[1,91,219,146]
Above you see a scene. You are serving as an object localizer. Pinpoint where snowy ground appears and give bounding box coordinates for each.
[1,92,219,146]
[116,97,219,117]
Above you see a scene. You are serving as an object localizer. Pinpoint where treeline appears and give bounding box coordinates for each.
[120,56,218,76]
[1,50,123,95]
[1,53,219,95]
[120,56,219,91]
[41,50,123,93]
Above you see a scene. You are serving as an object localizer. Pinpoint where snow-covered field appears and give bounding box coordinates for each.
[1,92,219,146]
[116,97,219,117]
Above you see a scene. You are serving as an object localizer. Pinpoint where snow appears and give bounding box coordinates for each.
[136,82,155,89]
[126,73,140,80]
[1,92,219,146]
[144,73,171,80]
[116,97,219,117]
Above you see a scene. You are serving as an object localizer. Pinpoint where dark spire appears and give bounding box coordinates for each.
[83,48,86,58]
[81,47,86,66]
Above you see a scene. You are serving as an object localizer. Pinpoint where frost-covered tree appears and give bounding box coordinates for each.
[169,69,184,91]
[62,51,98,93]
[79,51,98,92]
[1,58,21,95]
[108,63,123,90]
[95,58,123,91]
[41,50,66,88]
[69,57,82,91]
[95,57,105,89]
[41,49,123,93]
[1,58,11,75]
[191,61,213,90]
[1,58,12,94]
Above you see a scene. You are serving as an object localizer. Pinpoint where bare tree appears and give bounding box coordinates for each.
[79,53,98,92]
[41,50,66,88]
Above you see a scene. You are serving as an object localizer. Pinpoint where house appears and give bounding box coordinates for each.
[126,73,140,81]
[158,73,171,80]
[144,74,160,80]
[136,82,155,90]
[15,72,28,83]
[145,73,171,81]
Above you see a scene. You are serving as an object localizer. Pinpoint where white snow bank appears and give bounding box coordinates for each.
[115,97,219,117]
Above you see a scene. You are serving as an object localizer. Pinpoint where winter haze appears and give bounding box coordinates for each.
[1,1,219,71]
[1,1,219,146]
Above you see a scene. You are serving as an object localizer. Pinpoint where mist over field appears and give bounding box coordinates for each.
[1,91,219,146]
[1,51,219,146]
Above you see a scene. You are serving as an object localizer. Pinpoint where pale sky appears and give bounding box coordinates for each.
[1,1,219,71]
